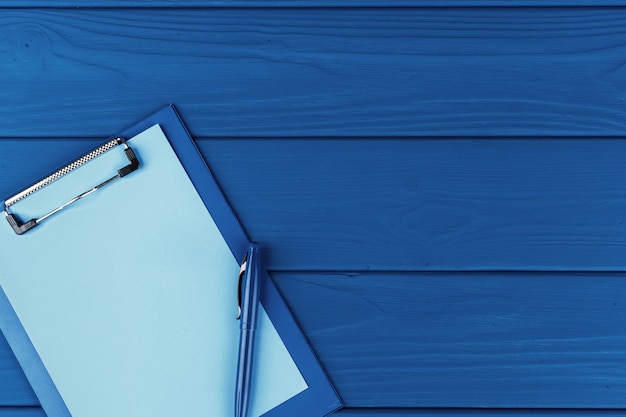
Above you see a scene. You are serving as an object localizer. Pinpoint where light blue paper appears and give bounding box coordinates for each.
[0,125,307,417]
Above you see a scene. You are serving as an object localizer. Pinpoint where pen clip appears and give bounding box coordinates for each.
[237,251,248,320]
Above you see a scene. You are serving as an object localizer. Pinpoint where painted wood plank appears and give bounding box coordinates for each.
[6,1,626,6]
[1,405,624,417]
[0,409,45,417]
[272,271,626,408]
[2,8,626,138]
[0,408,620,417]
[0,333,38,406]
[200,138,626,271]
[336,411,626,417]
[3,138,626,271]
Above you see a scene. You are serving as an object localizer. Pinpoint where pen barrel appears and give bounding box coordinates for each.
[235,328,256,417]
[235,243,261,417]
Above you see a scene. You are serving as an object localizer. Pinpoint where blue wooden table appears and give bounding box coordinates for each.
[1,2,626,416]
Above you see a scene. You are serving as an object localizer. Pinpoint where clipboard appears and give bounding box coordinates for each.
[0,105,342,417]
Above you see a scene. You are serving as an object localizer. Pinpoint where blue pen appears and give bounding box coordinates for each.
[235,243,261,417]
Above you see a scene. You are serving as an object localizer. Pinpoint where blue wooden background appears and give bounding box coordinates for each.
[2,2,626,416]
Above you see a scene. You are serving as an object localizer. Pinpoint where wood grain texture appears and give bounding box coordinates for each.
[2,8,626,137]
[7,1,626,6]
[0,409,624,417]
[272,271,626,408]
[336,411,626,417]
[3,138,626,271]
[197,138,626,271]
[6,408,618,417]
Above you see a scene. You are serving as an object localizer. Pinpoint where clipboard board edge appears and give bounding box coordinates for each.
[259,270,343,417]
[0,286,71,417]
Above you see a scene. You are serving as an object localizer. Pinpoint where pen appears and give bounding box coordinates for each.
[235,243,261,417]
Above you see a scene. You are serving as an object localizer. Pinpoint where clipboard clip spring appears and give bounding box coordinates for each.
[4,138,139,235]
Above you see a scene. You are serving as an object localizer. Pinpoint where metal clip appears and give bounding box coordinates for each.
[4,138,139,235]
[237,251,249,320]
